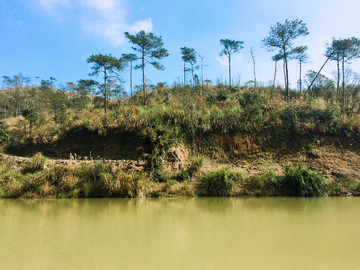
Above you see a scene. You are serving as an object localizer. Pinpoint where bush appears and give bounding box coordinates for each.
[327,174,359,195]
[72,161,112,182]
[100,170,153,198]
[0,120,10,144]
[187,157,204,176]
[0,166,28,197]
[175,170,190,181]
[22,153,47,174]
[196,166,245,196]
[244,171,280,196]
[239,92,267,108]
[278,164,328,196]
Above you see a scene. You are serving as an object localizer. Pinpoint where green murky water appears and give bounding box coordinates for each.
[1,197,360,269]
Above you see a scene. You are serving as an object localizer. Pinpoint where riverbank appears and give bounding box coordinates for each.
[1,150,359,198]
[2,85,360,198]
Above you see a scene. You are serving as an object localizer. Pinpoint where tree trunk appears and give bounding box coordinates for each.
[104,66,107,113]
[342,54,345,105]
[184,61,186,86]
[142,50,146,105]
[299,60,302,92]
[191,64,194,87]
[337,57,340,96]
[273,60,277,91]
[228,55,231,86]
[251,48,256,88]
[306,55,332,92]
[284,50,289,100]
[283,60,286,92]
[130,61,133,97]
[201,56,204,90]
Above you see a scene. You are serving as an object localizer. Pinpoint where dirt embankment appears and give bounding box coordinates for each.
[3,140,360,183]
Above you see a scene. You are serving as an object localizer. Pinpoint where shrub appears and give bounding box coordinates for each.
[0,120,10,144]
[239,92,267,108]
[244,171,280,196]
[196,166,245,196]
[187,157,204,176]
[0,167,28,197]
[327,174,360,195]
[278,164,328,196]
[216,91,229,102]
[100,170,153,198]
[74,161,112,183]
[175,170,190,181]
[22,153,47,174]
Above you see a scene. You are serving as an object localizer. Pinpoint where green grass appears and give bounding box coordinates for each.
[6,84,360,163]
[0,159,347,198]
[196,166,245,196]
[243,171,280,196]
[278,164,328,196]
[22,152,47,174]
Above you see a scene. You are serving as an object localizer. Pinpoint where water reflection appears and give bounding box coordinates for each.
[1,197,360,269]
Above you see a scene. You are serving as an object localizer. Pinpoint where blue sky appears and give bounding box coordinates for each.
[1,0,360,93]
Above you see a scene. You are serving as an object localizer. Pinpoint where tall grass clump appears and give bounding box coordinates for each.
[0,166,28,197]
[196,166,245,196]
[174,157,204,182]
[243,171,280,196]
[100,170,153,198]
[0,120,10,144]
[22,153,47,174]
[73,161,113,183]
[278,164,328,196]
[187,157,204,176]
[327,174,360,195]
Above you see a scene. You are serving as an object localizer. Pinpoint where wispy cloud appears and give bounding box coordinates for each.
[216,54,243,69]
[37,0,153,46]
[216,56,228,68]
[38,0,69,10]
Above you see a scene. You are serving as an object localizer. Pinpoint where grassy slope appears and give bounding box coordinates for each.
[2,84,360,197]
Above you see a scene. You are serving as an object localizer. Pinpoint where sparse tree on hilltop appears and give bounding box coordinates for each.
[271,53,283,90]
[124,31,169,105]
[293,46,309,92]
[325,37,360,103]
[86,54,125,113]
[263,19,309,99]
[220,39,244,86]
[121,53,137,97]
[180,47,197,86]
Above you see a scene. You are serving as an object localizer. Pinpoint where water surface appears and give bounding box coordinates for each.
[1,197,359,269]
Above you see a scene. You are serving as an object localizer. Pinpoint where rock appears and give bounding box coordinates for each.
[137,160,147,166]
[307,150,321,158]
[167,146,188,163]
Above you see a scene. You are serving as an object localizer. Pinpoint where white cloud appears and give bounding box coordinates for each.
[38,0,153,46]
[128,19,153,34]
[217,54,243,69]
[216,56,228,68]
[83,0,118,13]
[38,0,68,9]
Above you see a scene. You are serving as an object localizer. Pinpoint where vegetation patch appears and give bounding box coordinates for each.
[277,164,328,196]
[196,166,245,197]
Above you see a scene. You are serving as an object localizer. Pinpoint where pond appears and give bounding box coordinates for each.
[1,197,359,269]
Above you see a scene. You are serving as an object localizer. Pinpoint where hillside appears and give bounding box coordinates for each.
[1,83,360,197]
